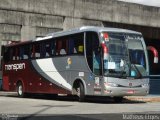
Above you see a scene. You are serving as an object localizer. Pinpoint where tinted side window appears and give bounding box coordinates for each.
[55,32,84,56]
[68,33,84,55]
[86,32,101,75]
[3,47,11,62]
[56,39,68,55]
[45,40,56,57]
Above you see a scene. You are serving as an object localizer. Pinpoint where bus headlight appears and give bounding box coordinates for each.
[104,82,118,87]
[142,84,149,88]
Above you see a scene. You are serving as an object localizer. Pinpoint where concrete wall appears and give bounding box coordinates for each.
[0,0,160,42]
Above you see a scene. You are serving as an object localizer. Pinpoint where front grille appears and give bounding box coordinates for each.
[117,84,142,88]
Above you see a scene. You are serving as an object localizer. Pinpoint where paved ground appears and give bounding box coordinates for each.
[1,91,160,102]
[0,92,160,120]
[125,95,160,102]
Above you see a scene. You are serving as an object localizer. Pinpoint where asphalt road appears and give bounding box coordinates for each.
[0,94,160,120]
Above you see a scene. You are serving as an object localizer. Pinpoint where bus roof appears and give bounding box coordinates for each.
[36,26,142,41]
[3,40,32,47]
[4,26,142,47]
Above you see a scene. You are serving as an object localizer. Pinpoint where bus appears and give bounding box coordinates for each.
[1,26,149,102]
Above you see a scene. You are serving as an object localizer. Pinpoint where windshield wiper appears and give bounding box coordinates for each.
[107,69,127,78]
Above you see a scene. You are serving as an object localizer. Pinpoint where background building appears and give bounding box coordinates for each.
[0,0,160,94]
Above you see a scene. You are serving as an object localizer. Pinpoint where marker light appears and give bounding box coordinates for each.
[101,33,109,41]
[104,33,109,41]
[101,43,109,60]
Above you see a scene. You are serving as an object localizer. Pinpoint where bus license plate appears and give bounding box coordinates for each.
[127,90,134,94]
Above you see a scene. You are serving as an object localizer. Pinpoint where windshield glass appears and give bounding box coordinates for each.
[101,32,147,78]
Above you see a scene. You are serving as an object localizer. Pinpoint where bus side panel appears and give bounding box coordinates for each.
[2,76,9,91]
[2,56,90,95]
[51,56,95,95]
[30,58,72,94]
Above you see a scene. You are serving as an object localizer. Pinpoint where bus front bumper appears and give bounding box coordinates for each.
[103,86,149,96]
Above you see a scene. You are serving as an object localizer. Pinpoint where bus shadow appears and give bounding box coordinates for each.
[80,96,146,104]
[3,93,146,104]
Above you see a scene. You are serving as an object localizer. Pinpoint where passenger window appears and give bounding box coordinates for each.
[19,44,39,60]
[56,40,62,55]
[56,39,68,56]
[19,47,24,60]
[40,41,55,58]
[24,45,30,59]
[31,44,41,59]
[3,47,12,62]
[40,42,46,58]
[13,48,19,60]
[35,44,40,58]
[45,41,54,57]
[50,40,56,56]
[68,38,76,54]
[68,33,84,55]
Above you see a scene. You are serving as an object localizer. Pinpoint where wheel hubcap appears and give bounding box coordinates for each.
[18,85,22,95]
[77,87,80,97]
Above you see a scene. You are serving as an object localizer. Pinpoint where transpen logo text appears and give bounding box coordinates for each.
[5,63,25,71]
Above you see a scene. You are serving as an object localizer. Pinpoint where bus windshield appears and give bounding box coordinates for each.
[102,33,147,78]
[127,35,147,77]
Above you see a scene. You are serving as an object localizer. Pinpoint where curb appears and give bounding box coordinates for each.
[0,91,17,96]
[125,96,160,102]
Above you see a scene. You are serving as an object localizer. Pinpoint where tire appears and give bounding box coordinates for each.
[17,82,25,97]
[113,97,123,103]
[77,82,85,102]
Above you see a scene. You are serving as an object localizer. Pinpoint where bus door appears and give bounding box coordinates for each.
[93,49,103,95]
[85,32,103,95]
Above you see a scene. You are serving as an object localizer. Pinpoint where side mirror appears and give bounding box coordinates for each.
[147,46,158,63]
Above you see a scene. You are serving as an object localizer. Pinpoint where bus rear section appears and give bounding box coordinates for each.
[1,42,73,97]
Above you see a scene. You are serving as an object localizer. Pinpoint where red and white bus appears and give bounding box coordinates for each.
[1,26,149,102]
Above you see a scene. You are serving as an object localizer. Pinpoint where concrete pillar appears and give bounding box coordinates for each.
[21,26,36,41]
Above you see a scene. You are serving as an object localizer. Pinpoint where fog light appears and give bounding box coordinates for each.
[104,90,112,93]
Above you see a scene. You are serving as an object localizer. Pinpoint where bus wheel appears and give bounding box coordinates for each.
[17,82,25,97]
[113,97,123,103]
[77,82,85,102]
